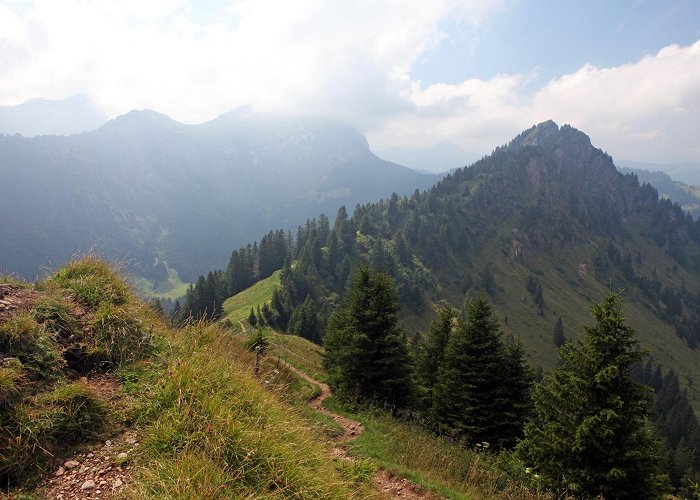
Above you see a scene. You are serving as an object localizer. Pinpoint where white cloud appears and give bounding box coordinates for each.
[0,0,698,163]
[368,38,700,163]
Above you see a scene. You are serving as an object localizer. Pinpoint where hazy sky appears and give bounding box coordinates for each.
[1,0,699,163]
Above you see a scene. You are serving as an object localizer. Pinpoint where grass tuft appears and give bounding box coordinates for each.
[0,362,25,410]
[37,381,109,444]
[0,275,30,288]
[49,256,131,310]
[0,314,64,382]
[30,298,81,340]
[90,302,154,366]
[0,381,109,485]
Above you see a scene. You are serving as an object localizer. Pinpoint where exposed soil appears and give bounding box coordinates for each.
[279,360,436,499]
[0,283,40,323]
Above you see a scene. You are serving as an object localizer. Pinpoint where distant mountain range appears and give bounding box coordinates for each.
[619,166,700,219]
[619,159,700,187]
[0,95,108,137]
[377,140,478,173]
[0,108,438,282]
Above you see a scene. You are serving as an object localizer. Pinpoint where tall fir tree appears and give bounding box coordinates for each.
[552,316,566,347]
[288,295,322,344]
[323,266,416,408]
[416,303,457,406]
[499,340,534,447]
[431,293,531,448]
[517,293,668,498]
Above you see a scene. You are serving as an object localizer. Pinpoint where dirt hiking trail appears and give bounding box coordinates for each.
[279,360,436,499]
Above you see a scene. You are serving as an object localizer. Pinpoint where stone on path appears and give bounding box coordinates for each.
[81,480,95,490]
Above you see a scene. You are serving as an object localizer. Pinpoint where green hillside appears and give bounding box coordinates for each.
[619,165,700,218]
[222,270,281,324]
[171,121,700,495]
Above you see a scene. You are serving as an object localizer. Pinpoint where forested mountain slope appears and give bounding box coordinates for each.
[0,109,437,282]
[186,121,700,409]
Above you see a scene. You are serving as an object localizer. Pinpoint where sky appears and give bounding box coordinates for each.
[1,0,699,164]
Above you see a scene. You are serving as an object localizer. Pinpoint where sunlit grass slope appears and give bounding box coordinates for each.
[129,322,373,499]
[267,330,327,383]
[222,270,281,324]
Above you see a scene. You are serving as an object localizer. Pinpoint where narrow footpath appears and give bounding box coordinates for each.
[279,360,436,499]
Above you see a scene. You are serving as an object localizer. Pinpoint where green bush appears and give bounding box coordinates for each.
[91,303,154,366]
[50,257,130,309]
[0,314,64,382]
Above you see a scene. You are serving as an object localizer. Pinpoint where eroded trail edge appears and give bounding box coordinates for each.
[278,359,435,499]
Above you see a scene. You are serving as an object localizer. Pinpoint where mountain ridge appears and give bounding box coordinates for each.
[193,120,700,413]
[0,95,108,137]
[0,109,438,282]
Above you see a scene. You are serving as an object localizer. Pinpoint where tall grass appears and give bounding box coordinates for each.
[128,321,376,499]
[90,302,155,366]
[30,298,81,339]
[324,398,566,499]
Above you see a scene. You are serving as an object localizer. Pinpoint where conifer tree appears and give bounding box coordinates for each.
[552,316,566,347]
[152,298,164,315]
[248,307,257,328]
[499,340,534,447]
[517,293,668,498]
[323,266,416,407]
[171,298,181,324]
[288,295,322,344]
[431,293,531,447]
[416,303,457,405]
